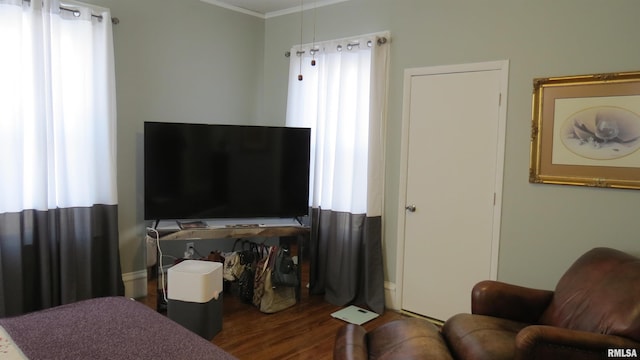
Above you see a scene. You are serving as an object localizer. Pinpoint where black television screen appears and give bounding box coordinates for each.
[144,122,311,221]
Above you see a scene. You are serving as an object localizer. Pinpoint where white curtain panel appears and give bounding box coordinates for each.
[286,31,389,217]
[0,0,117,213]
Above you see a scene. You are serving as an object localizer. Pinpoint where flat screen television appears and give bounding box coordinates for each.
[144,122,311,221]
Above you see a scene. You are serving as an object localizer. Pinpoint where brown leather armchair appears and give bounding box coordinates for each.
[333,247,640,360]
[442,247,640,360]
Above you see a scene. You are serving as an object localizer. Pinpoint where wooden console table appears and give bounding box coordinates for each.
[158,225,310,241]
[154,223,310,311]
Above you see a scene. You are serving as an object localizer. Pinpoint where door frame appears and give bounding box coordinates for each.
[394,60,509,310]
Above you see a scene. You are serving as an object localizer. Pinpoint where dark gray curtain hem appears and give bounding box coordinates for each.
[309,208,385,314]
[0,205,124,317]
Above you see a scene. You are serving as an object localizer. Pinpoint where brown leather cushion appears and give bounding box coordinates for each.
[334,324,368,360]
[367,318,453,360]
[539,247,640,341]
[441,313,528,360]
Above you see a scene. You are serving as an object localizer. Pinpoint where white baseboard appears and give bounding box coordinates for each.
[384,281,399,310]
[122,269,148,299]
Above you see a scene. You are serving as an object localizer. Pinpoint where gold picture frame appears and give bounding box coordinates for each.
[530,71,640,189]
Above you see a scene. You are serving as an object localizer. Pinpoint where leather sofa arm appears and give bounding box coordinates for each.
[333,324,368,360]
[472,280,554,323]
[516,325,640,360]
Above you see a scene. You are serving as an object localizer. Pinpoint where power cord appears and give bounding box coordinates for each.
[147,227,168,303]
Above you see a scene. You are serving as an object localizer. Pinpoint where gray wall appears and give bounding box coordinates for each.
[84,0,265,274]
[88,0,640,294]
[264,0,640,291]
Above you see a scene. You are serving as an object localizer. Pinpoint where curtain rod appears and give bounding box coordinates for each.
[22,0,120,24]
[285,36,387,58]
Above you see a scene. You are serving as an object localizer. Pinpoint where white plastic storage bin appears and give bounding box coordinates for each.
[167,260,223,339]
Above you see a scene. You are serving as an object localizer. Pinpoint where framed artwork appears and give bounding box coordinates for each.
[530,71,640,189]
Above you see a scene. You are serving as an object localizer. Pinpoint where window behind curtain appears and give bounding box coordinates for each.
[286,34,377,214]
[0,0,118,214]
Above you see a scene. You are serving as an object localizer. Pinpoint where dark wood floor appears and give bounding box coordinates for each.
[139,265,407,360]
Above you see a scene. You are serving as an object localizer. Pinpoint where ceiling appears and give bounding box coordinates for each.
[200,0,350,19]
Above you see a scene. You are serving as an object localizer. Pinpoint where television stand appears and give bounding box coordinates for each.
[157,224,308,241]
[152,219,309,312]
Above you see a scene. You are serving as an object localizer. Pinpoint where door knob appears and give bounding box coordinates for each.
[405,205,416,212]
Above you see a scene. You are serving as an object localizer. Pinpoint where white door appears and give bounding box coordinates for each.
[398,61,508,322]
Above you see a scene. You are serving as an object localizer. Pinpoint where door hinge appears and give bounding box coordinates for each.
[498,93,502,106]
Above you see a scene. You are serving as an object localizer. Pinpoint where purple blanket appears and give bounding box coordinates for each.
[0,296,236,360]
